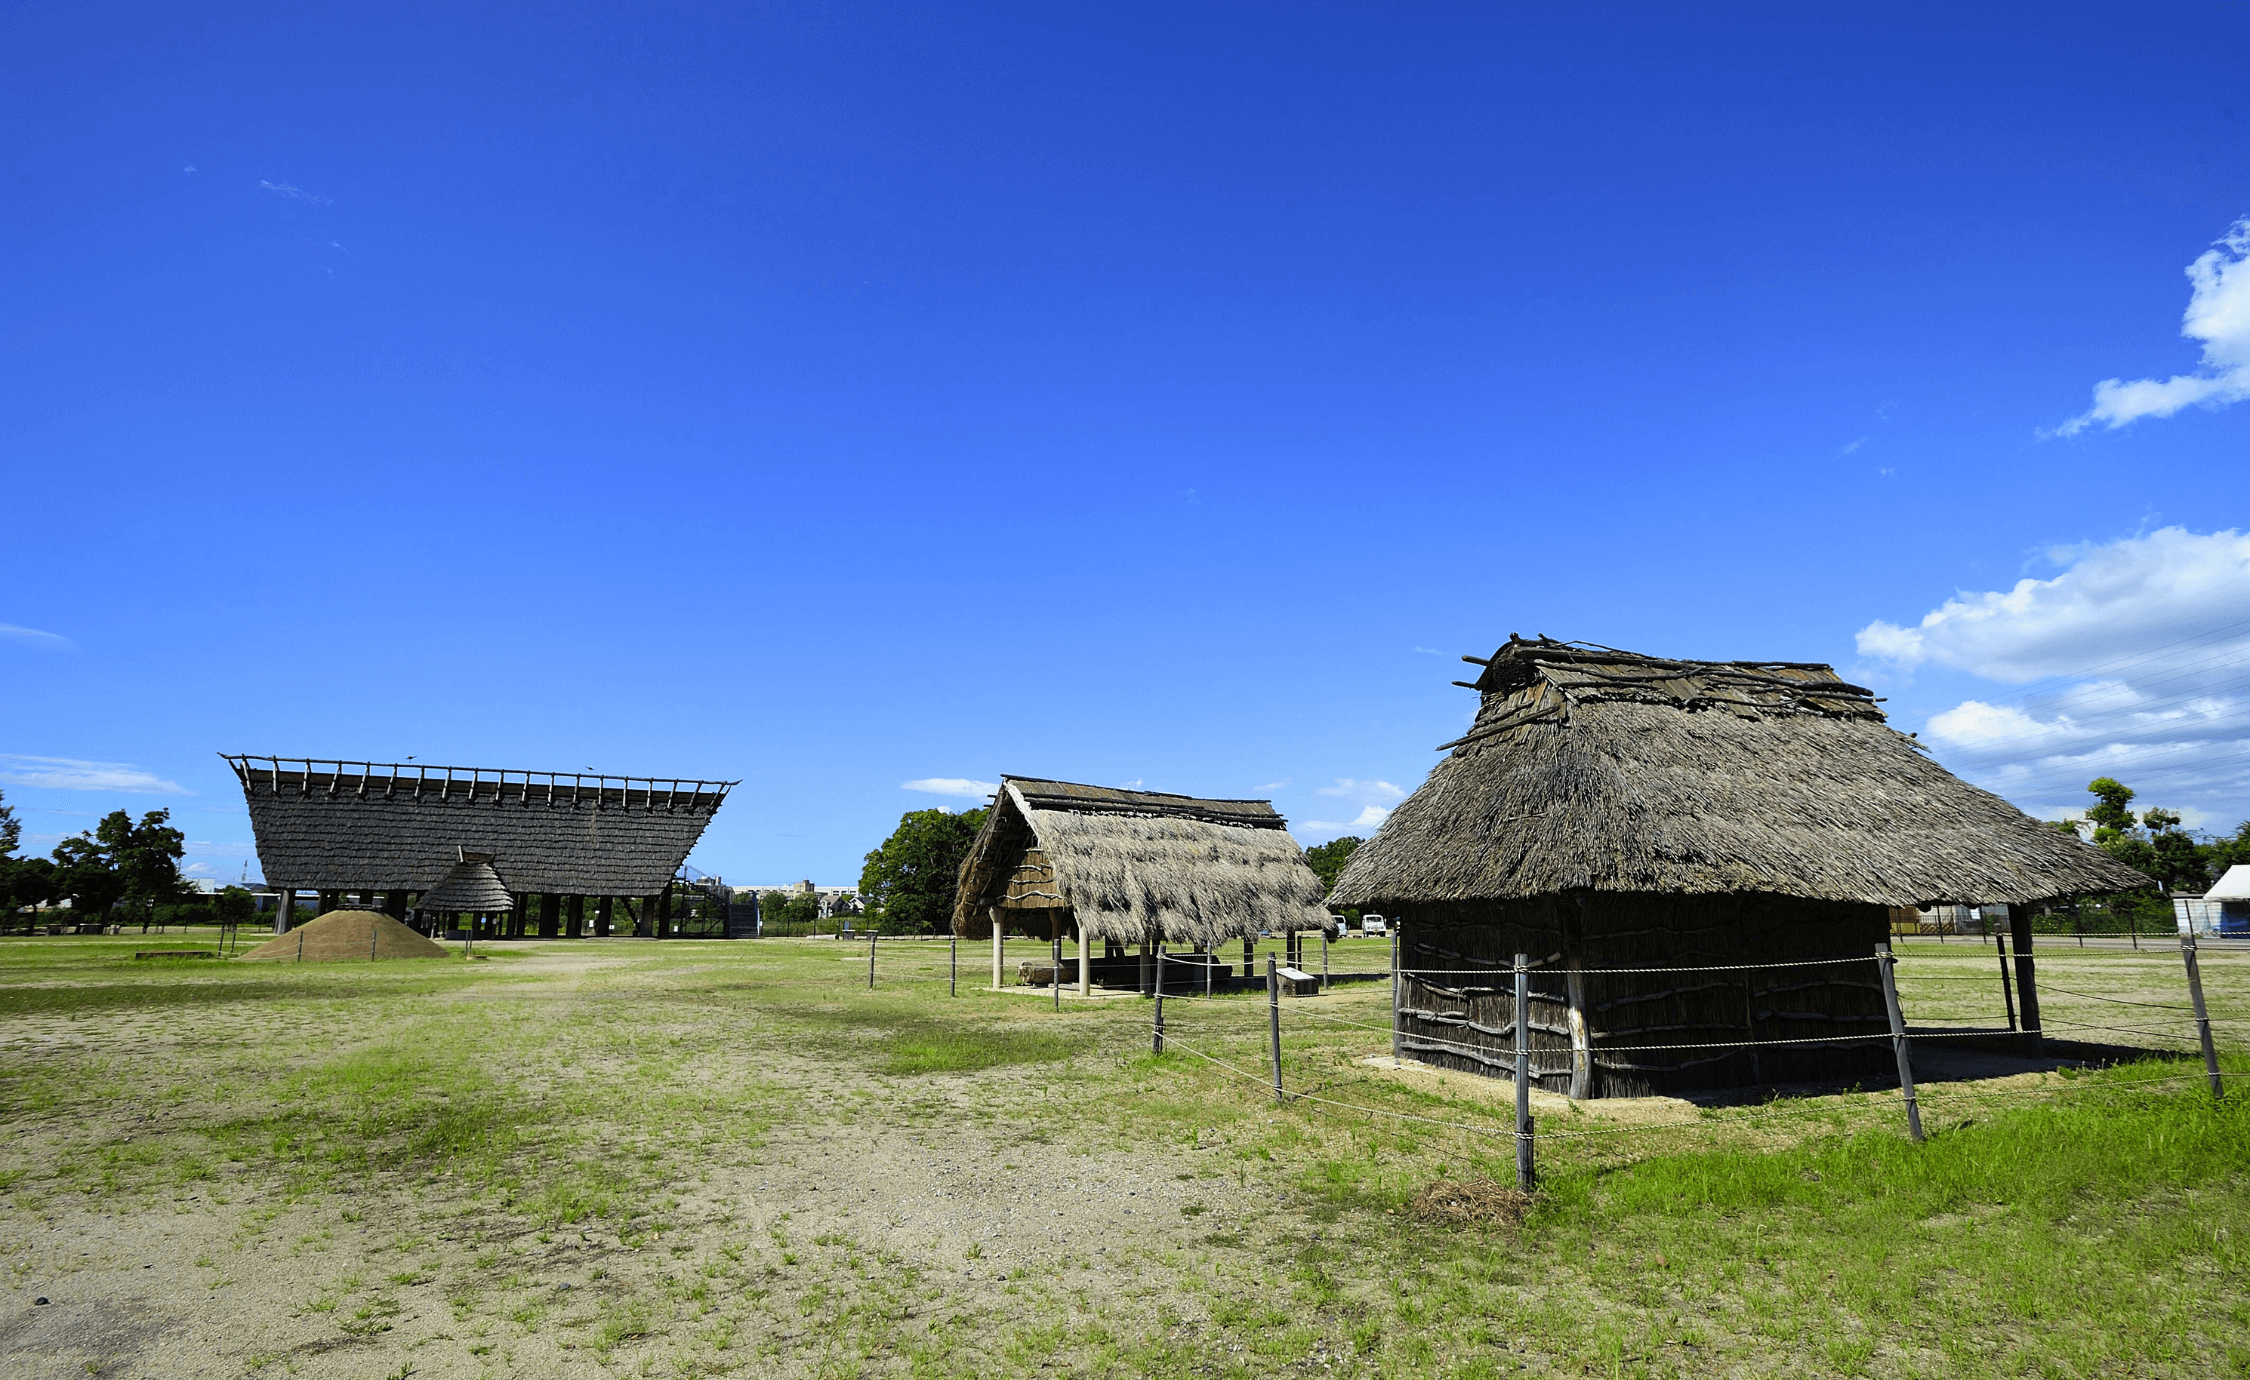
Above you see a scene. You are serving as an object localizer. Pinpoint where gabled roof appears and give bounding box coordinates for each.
[1332,636,2150,910]
[225,756,729,895]
[2208,864,2250,901]
[951,777,1331,945]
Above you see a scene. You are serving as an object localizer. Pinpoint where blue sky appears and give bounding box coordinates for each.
[4,3,2249,885]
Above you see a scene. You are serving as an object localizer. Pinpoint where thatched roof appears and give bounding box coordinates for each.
[1330,637,2150,910]
[951,778,1333,946]
[224,756,728,894]
[415,854,515,914]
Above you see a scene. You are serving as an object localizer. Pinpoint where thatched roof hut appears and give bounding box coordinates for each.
[951,778,1330,990]
[416,853,515,916]
[1333,636,2148,1098]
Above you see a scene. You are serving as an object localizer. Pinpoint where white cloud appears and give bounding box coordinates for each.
[900,777,998,799]
[0,755,191,795]
[2057,216,2250,434]
[1859,528,2250,825]
[1838,437,1867,456]
[0,624,76,651]
[1301,805,1393,836]
[1315,778,1405,803]
[259,179,333,205]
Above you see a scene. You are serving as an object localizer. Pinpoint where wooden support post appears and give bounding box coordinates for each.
[868,929,876,988]
[1140,939,1151,997]
[275,889,296,935]
[382,890,407,919]
[1154,942,1166,1052]
[1514,952,1534,1191]
[2183,933,2224,1099]
[1566,965,1592,1101]
[1266,956,1284,1103]
[568,895,585,938]
[1241,936,1253,980]
[1390,926,1402,1061]
[595,896,613,938]
[2009,907,2043,1052]
[540,893,560,939]
[1051,915,1061,1011]
[1320,926,1329,992]
[1876,943,1925,1142]
[657,883,674,939]
[1077,921,1091,997]
[1995,928,2018,1031]
[950,934,957,997]
[990,907,1004,990]
[318,890,340,915]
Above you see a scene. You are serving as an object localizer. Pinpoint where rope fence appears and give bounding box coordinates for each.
[817,924,2234,1191]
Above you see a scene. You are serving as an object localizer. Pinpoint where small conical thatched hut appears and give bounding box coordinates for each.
[952,777,1333,993]
[239,909,451,962]
[413,852,515,938]
[1332,636,2148,1098]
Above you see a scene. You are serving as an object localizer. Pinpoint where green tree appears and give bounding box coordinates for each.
[2085,778,2137,843]
[1302,836,1363,893]
[48,809,188,925]
[215,885,256,929]
[0,786,19,858]
[3,856,58,927]
[858,807,987,935]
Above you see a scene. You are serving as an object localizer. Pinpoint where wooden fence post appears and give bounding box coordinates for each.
[1267,956,1285,1103]
[867,930,876,988]
[1053,925,1062,1012]
[950,934,957,997]
[1514,951,1534,1191]
[2183,933,2223,1099]
[1876,943,1924,1142]
[1154,944,1166,1053]
[1391,927,1402,1061]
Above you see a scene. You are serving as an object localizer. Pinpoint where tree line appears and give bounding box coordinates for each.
[0,789,255,930]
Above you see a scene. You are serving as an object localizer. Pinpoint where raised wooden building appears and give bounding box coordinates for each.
[951,777,1333,993]
[225,756,734,938]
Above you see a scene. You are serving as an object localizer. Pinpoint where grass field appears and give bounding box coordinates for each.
[0,932,2245,1378]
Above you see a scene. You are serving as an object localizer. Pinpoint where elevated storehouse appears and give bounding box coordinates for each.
[951,777,1333,993]
[1330,638,2147,1097]
[225,756,734,937]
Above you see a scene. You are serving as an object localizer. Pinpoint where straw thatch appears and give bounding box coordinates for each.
[238,910,451,962]
[415,854,515,915]
[951,778,1332,947]
[223,756,729,895]
[1330,636,2150,1099]
[1331,637,2147,910]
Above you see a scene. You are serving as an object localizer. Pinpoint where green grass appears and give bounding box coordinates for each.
[0,932,2244,1378]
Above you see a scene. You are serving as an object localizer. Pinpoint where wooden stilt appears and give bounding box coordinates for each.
[275,889,296,936]
[2009,906,2043,1052]
[990,907,1005,989]
[595,896,613,937]
[1076,920,1091,997]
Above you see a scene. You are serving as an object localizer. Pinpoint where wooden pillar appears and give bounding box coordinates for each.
[657,883,673,939]
[539,893,560,938]
[275,889,296,935]
[1241,936,1254,979]
[1566,965,1592,1100]
[595,896,613,937]
[317,890,340,915]
[1139,939,1151,996]
[381,890,407,918]
[990,907,1005,989]
[2009,905,2043,1051]
[567,895,585,938]
[1077,918,1091,996]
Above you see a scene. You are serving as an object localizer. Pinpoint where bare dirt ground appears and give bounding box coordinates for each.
[1,933,2245,1380]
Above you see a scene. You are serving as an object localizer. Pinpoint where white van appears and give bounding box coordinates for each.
[1360,914,1389,937]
